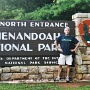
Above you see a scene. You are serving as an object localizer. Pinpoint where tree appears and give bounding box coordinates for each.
[24,0,90,20]
[0,0,53,12]
[0,0,90,20]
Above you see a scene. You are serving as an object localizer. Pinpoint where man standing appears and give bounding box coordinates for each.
[54,27,79,82]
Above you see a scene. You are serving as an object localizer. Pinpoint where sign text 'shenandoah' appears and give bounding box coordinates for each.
[0,32,59,40]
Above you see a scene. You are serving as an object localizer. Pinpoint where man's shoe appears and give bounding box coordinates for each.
[54,77,60,81]
[66,76,70,83]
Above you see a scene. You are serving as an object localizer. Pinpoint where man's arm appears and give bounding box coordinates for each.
[54,40,63,52]
[71,42,80,52]
[54,40,58,49]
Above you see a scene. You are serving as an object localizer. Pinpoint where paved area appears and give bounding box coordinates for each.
[0,80,90,85]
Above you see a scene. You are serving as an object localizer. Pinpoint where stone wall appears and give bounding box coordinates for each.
[72,13,90,80]
[0,66,75,81]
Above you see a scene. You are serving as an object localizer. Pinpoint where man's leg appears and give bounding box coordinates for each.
[66,65,70,77]
[57,65,62,77]
[66,55,73,82]
[66,65,71,83]
[54,54,65,81]
[54,65,62,81]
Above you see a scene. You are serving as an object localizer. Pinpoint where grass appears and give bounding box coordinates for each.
[0,83,90,90]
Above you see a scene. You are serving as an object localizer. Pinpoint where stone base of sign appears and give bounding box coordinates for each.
[72,13,90,81]
[0,66,76,81]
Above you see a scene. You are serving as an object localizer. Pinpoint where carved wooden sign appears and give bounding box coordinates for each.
[78,20,90,46]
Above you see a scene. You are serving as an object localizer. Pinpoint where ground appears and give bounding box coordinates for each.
[56,82,90,88]
[0,80,90,88]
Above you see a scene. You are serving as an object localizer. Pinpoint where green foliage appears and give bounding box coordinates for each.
[0,0,90,20]
[0,0,53,12]
[24,0,90,20]
[0,8,25,20]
